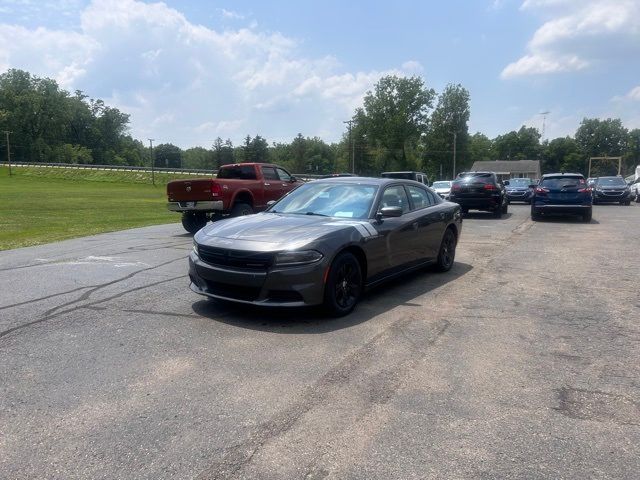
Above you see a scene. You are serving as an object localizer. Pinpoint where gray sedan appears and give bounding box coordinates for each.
[189,177,462,316]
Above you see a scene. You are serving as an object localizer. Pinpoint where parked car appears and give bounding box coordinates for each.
[167,163,303,233]
[189,177,462,316]
[431,180,453,200]
[381,171,429,185]
[592,176,631,205]
[587,177,598,187]
[530,173,592,222]
[449,171,508,217]
[505,177,534,203]
[629,177,640,203]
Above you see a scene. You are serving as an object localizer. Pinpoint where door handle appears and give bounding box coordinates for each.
[439,212,445,219]
[264,182,271,186]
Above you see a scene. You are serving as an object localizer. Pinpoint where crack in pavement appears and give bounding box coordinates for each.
[196,317,450,480]
[0,257,185,341]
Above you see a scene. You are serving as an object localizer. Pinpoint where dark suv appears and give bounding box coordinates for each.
[592,176,631,205]
[449,172,508,217]
[531,173,592,222]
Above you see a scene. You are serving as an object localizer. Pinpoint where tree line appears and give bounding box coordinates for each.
[1,68,638,178]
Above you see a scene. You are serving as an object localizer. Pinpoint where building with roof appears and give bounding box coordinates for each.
[469,160,541,181]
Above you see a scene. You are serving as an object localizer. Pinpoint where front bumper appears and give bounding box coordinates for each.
[593,191,629,202]
[188,251,327,307]
[167,201,223,212]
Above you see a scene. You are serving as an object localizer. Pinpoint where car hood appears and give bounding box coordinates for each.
[195,212,371,250]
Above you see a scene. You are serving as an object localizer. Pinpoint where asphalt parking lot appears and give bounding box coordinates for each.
[1,203,639,479]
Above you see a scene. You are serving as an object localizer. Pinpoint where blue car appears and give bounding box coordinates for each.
[505,177,534,203]
[531,173,592,222]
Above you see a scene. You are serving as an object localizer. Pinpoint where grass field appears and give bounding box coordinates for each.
[0,166,201,250]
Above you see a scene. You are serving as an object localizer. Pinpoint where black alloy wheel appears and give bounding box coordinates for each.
[436,228,456,272]
[324,252,362,316]
[181,212,207,234]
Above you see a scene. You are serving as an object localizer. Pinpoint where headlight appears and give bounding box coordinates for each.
[192,241,199,256]
[274,250,323,266]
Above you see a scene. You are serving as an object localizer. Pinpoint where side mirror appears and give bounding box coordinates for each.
[266,200,277,207]
[289,176,297,182]
[378,206,403,218]
[503,180,510,186]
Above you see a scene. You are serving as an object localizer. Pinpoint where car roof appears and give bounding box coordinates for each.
[596,175,623,179]
[541,172,584,178]
[308,176,427,187]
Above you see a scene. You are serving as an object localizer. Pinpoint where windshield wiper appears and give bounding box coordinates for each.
[305,211,328,216]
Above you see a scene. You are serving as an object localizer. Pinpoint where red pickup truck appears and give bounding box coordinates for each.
[167,163,303,233]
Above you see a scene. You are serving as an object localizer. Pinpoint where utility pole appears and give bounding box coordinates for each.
[148,138,155,185]
[452,131,457,179]
[343,120,355,174]
[3,131,12,176]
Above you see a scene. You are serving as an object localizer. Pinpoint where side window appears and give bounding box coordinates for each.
[406,185,433,210]
[425,189,439,205]
[276,168,292,181]
[379,185,410,214]
[261,167,278,180]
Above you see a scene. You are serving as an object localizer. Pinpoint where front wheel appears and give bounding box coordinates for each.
[624,200,631,206]
[324,252,363,317]
[181,212,207,234]
[435,228,457,272]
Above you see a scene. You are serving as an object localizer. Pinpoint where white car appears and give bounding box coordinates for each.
[629,177,640,203]
[431,180,452,199]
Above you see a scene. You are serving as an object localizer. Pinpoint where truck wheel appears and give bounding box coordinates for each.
[181,213,207,234]
[231,203,253,216]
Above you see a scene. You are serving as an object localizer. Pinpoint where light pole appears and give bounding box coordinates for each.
[343,120,355,174]
[3,131,11,176]
[452,130,457,179]
[148,138,155,185]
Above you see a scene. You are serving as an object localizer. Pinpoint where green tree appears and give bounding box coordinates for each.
[575,118,629,176]
[425,83,471,178]
[468,133,494,164]
[355,75,435,172]
[154,143,182,168]
[542,137,579,174]
[493,126,541,160]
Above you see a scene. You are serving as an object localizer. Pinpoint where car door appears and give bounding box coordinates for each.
[276,167,299,196]
[405,185,445,261]
[260,166,284,203]
[367,185,420,280]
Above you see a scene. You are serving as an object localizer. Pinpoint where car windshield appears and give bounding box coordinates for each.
[509,178,531,187]
[540,176,585,188]
[456,173,493,183]
[596,177,626,186]
[270,182,378,219]
[432,181,451,188]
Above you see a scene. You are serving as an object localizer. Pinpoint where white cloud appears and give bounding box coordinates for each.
[502,0,640,79]
[219,8,245,20]
[627,86,640,101]
[0,0,421,146]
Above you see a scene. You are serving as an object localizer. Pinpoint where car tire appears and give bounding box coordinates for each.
[531,207,540,221]
[435,228,457,272]
[181,212,207,234]
[231,202,254,217]
[493,206,503,218]
[635,193,640,203]
[624,200,631,206]
[502,202,508,214]
[461,207,469,214]
[582,209,592,222]
[324,252,363,317]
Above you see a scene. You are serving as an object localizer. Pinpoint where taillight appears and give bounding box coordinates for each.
[211,181,222,197]
[535,187,549,195]
[483,184,496,191]
[578,188,590,193]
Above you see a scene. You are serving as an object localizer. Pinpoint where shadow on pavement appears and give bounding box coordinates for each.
[462,212,512,220]
[192,262,473,334]
[532,215,600,224]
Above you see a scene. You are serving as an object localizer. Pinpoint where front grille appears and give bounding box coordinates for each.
[197,245,273,270]
[203,279,261,301]
[601,191,624,196]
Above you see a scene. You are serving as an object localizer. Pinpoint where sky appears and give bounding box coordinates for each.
[0,0,639,148]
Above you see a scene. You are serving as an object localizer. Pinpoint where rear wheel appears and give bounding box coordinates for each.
[231,202,254,217]
[493,205,503,218]
[582,208,592,222]
[181,212,207,234]
[623,200,631,206]
[501,201,508,214]
[324,252,362,317]
[531,207,540,221]
[436,228,457,272]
